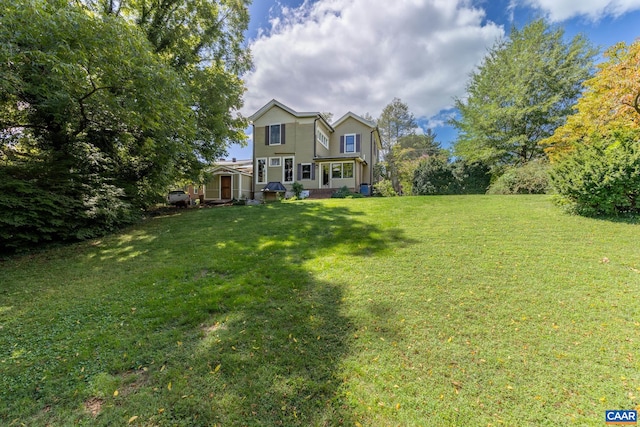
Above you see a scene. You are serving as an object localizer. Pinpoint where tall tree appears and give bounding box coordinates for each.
[0,0,251,250]
[392,131,443,194]
[542,40,640,160]
[545,41,640,216]
[84,0,252,166]
[378,98,417,152]
[377,98,417,190]
[452,19,596,171]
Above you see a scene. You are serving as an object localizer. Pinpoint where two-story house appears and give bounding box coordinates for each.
[249,99,382,199]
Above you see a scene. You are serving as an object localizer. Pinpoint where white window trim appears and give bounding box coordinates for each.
[256,157,267,184]
[269,157,281,167]
[343,161,354,178]
[344,133,356,153]
[269,124,282,146]
[283,156,295,183]
[316,129,329,149]
[301,163,312,180]
[331,162,343,179]
[330,161,355,179]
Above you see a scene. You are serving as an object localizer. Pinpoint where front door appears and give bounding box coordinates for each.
[322,164,330,187]
[221,176,232,199]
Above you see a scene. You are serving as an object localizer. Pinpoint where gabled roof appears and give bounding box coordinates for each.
[332,111,376,129]
[249,99,333,131]
[209,165,253,176]
[332,112,383,150]
[208,159,253,176]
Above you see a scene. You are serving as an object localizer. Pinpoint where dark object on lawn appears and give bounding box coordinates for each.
[262,182,287,201]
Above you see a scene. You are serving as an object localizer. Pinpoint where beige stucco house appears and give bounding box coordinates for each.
[249,99,382,199]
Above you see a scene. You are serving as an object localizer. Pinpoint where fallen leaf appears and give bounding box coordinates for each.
[128,415,138,424]
[113,390,119,397]
[167,382,172,391]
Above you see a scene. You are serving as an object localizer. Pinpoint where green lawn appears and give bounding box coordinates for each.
[1,196,639,426]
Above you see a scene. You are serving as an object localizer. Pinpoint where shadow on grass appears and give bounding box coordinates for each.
[0,201,413,426]
[178,202,413,425]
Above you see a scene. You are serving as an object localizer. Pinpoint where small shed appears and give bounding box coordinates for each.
[261,181,287,201]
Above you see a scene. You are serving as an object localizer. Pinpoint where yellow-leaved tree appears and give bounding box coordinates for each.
[543,40,640,160]
[546,40,640,216]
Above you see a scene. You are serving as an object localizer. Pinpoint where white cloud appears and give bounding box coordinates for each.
[242,0,504,123]
[522,0,640,21]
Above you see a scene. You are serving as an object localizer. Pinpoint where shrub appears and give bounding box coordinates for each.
[331,186,364,199]
[550,132,640,216]
[0,157,139,255]
[452,160,491,194]
[412,156,456,195]
[487,160,551,195]
[373,180,397,197]
[291,182,304,199]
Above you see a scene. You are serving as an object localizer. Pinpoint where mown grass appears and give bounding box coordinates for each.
[0,196,638,426]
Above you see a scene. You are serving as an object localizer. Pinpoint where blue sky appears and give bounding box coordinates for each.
[227,0,640,160]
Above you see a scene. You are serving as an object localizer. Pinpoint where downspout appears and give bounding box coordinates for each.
[314,117,319,159]
[252,122,256,199]
[314,117,319,189]
[370,129,375,185]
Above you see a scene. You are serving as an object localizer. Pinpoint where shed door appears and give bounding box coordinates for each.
[221,176,232,199]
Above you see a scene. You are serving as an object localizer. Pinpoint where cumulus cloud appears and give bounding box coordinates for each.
[522,0,640,21]
[242,0,504,125]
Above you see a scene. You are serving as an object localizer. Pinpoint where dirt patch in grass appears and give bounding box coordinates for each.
[202,322,227,335]
[84,398,103,418]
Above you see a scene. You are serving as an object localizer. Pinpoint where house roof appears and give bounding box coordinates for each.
[208,159,253,176]
[332,111,376,128]
[262,181,288,192]
[332,112,383,150]
[315,155,368,165]
[249,99,333,131]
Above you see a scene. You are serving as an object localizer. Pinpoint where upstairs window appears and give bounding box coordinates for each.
[265,124,286,145]
[345,134,356,153]
[340,134,360,153]
[316,129,329,149]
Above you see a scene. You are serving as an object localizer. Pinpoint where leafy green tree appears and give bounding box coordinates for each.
[392,131,444,194]
[412,156,456,195]
[542,41,640,160]
[1,0,194,198]
[452,19,595,170]
[377,98,417,190]
[84,0,252,168]
[0,0,250,251]
[544,41,640,216]
[395,131,442,160]
[451,160,491,194]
